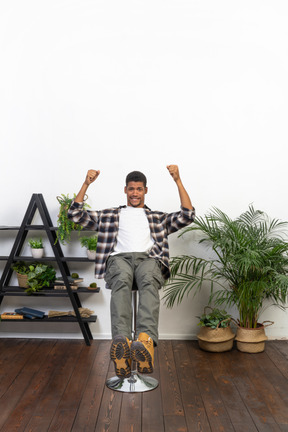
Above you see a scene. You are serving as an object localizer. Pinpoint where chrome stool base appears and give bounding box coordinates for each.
[106,288,159,393]
[106,369,158,393]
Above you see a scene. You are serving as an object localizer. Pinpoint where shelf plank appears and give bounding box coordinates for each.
[0,315,97,323]
[0,256,93,262]
[0,286,100,296]
[0,226,21,230]
[0,226,90,231]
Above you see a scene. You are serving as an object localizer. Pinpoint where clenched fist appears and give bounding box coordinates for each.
[85,169,100,185]
[167,165,180,182]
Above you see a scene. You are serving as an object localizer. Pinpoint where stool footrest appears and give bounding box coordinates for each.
[106,370,158,392]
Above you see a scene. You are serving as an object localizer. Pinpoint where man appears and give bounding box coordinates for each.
[68,165,195,378]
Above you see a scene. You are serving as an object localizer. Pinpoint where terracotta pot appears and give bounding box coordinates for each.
[197,326,235,352]
[16,273,29,288]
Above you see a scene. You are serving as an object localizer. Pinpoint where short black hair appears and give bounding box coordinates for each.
[125,171,147,187]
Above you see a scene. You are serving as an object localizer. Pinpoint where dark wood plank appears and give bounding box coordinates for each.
[1,340,81,432]
[158,340,188,432]
[0,339,57,430]
[273,341,288,360]
[0,338,43,398]
[225,348,282,432]
[241,351,288,428]
[71,340,111,432]
[94,371,123,432]
[187,341,235,432]
[158,340,184,416]
[172,340,211,432]
[266,341,288,379]
[25,340,96,432]
[208,348,258,432]
[119,392,142,432]
[142,347,165,432]
[47,341,100,432]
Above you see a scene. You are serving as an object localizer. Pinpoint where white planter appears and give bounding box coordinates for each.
[87,250,96,260]
[31,248,44,259]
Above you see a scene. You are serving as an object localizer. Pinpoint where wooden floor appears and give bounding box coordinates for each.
[0,339,288,432]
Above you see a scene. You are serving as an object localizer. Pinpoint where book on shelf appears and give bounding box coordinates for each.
[54,285,78,291]
[55,276,83,284]
[14,307,45,319]
[1,312,24,320]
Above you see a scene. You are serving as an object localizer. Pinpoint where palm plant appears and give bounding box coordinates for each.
[163,205,288,328]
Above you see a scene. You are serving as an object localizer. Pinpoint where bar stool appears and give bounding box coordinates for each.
[106,285,159,393]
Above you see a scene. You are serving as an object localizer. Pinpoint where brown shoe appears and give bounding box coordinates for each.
[130,332,154,374]
[110,335,131,378]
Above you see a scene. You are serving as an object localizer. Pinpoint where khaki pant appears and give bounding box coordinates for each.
[105,252,164,345]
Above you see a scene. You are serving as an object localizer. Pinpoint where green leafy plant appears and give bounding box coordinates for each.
[12,261,56,295]
[80,236,98,251]
[197,307,232,329]
[12,261,30,275]
[55,194,90,245]
[163,205,288,329]
[28,238,43,249]
[26,263,56,295]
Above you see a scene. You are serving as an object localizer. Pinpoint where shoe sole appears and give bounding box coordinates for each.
[110,336,131,378]
[130,341,154,374]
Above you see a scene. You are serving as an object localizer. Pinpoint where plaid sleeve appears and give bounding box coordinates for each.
[165,206,196,235]
[67,200,100,231]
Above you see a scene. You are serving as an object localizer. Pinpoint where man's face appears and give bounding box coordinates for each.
[125,181,147,208]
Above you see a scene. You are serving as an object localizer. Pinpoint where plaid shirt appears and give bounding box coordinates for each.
[68,200,195,280]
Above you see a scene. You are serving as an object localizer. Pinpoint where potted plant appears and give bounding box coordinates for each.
[55,194,90,245]
[163,205,288,353]
[28,238,44,258]
[196,307,235,352]
[80,236,98,260]
[11,261,30,288]
[12,261,56,294]
[25,263,56,295]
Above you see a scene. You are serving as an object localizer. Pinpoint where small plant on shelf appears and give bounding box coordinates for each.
[28,238,44,258]
[80,235,98,260]
[28,238,43,249]
[80,236,98,251]
[12,261,56,295]
[55,194,90,245]
[26,263,56,295]
[12,261,30,276]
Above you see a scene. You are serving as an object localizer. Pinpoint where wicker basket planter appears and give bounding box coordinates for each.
[235,322,273,353]
[197,326,235,352]
[16,273,29,288]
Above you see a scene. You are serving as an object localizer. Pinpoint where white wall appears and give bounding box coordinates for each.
[0,0,287,340]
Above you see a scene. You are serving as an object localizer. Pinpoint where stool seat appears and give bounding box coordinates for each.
[106,289,159,393]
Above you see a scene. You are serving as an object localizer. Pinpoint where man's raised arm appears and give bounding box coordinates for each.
[166,165,193,210]
[74,169,100,203]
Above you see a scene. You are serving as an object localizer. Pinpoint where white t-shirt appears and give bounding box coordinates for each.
[112,206,154,254]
